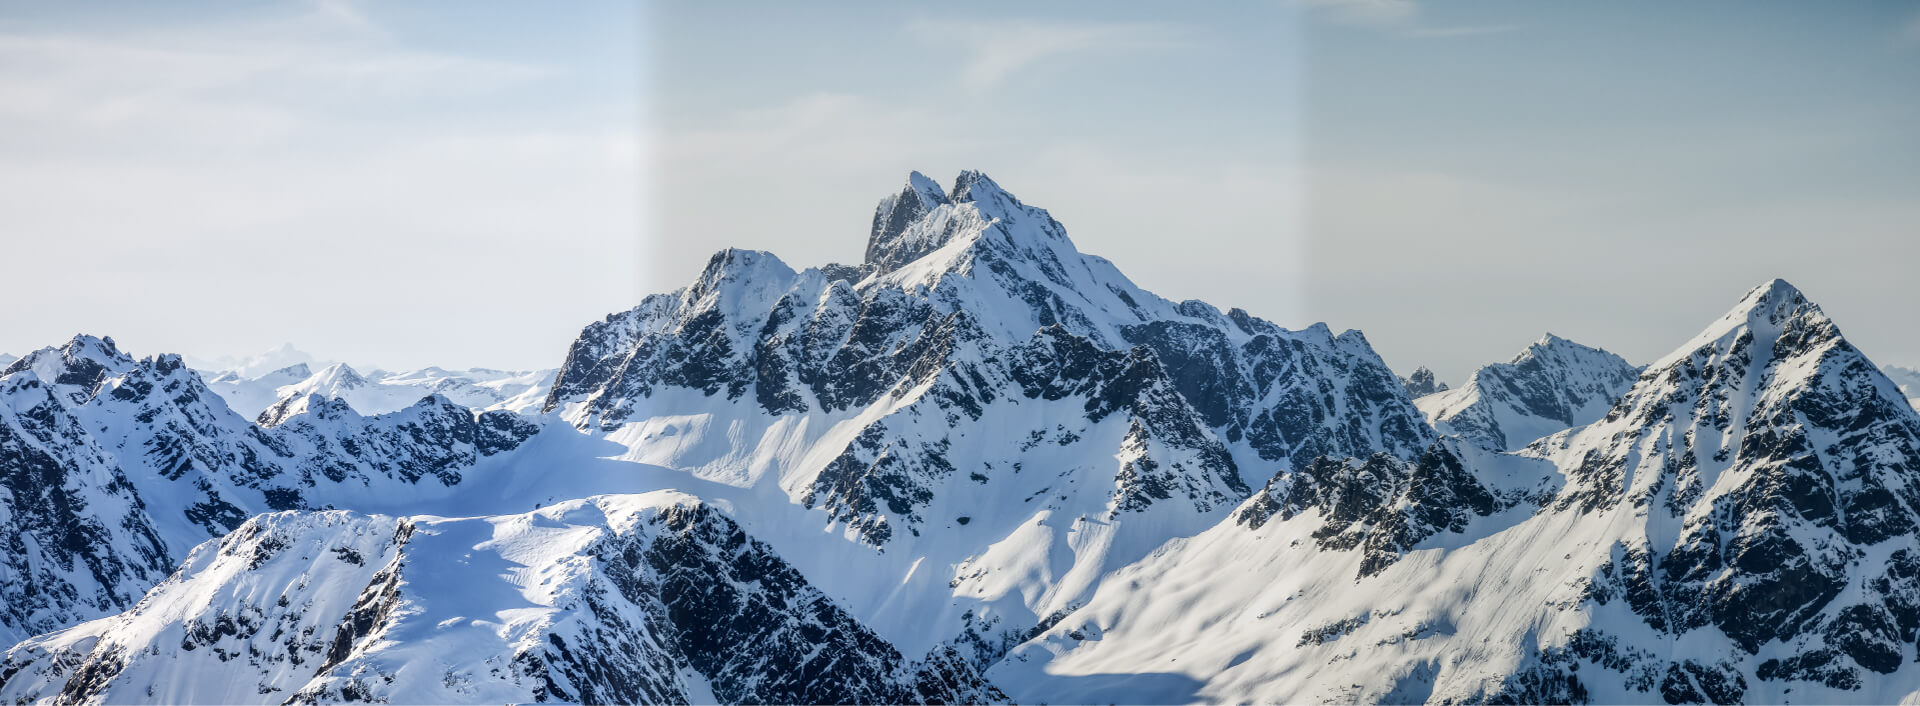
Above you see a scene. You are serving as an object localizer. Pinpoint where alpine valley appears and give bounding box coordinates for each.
[3,171,1919,705]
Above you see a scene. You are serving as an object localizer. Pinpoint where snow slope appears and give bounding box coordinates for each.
[1417,334,1641,451]
[993,279,1920,704]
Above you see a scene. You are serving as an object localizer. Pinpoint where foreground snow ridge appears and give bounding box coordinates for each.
[0,493,997,704]
[3,172,1920,705]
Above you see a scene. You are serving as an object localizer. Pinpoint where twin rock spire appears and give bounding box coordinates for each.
[863,170,1020,273]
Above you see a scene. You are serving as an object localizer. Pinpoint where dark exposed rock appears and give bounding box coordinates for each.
[1401,366,1450,397]
[1237,442,1502,578]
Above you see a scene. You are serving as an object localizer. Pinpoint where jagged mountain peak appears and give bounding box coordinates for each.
[1587,278,1891,448]
[310,361,368,388]
[65,333,124,359]
[1740,275,1807,310]
[1655,277,1818,368]
[866,172,956,272]
[1525,331,1577,353]
[906,170,950,204]
[688,248,798,303]
[948,169,1006,203]
[1419,333,1640,451]
[1,333,140,404]
[1513,332,1633,368]
[8,333,131,370]
[863,170,1070,276]
[1401,365,1449,397]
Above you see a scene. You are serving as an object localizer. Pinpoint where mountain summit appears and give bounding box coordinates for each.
[540,170,1433,666]
[865,170,953,271]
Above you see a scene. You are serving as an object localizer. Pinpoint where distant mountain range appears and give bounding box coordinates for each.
[3,172,1919,704]
[202,359,553,421]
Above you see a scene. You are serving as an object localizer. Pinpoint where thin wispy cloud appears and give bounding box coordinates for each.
[1405,24,1520,38]
[0,9,544,151]
[907,18,1189,92]
[1294,1,1516,39]
[1294,0,1418,28]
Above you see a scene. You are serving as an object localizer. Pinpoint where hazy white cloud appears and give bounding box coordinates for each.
[0,12,545,158]
[907,18,1189,92]
[0,3,640,369]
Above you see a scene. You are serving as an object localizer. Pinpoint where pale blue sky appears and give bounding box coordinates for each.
[0,1,1915,381]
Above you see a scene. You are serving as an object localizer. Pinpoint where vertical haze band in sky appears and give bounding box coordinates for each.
[0,0,1914,383]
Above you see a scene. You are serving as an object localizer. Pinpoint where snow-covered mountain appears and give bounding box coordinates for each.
[0,353,17,369]
[993,279,1920,703]
[5,171,1920,705]
[204,361,555,420]
[203,363,315,420]
[0,336,539,646]
[1416,334,1641,451]
[538,170,1434,664]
